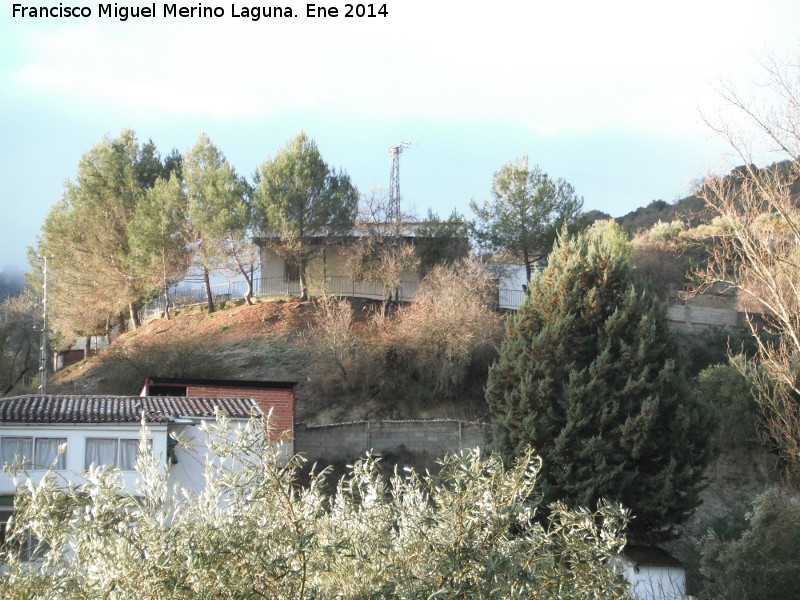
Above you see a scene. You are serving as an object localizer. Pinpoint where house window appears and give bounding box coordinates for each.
[85,438,147,471]
[284,258,301,281]
[0,436,66,470]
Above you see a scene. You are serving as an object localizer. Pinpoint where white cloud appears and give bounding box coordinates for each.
[9,0,800,134]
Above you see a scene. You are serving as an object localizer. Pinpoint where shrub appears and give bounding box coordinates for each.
[1,416,630,599]
[694,358,756,450]
[700,488,800,600]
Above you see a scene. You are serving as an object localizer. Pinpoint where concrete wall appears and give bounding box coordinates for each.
[667,304,745,334]
[295,419,486,463]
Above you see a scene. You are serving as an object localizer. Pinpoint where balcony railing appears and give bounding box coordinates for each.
[139,275,523,321]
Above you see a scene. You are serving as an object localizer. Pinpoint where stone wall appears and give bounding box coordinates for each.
[295,419,486,463]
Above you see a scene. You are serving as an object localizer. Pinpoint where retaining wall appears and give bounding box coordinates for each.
[666,305,746,334]
[295,419,486,462]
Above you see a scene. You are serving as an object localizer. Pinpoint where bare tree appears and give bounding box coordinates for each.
[348,191,420,313]
[0,295,39,396]
[699,52,800,481]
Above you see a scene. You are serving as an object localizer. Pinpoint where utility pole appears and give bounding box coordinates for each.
[38,256,50,395]
[388,141,411,224]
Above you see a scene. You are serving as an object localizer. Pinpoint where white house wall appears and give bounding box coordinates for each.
[0,423,169,496]
[622,564,686,600]
[259,243,424,300]
[260,247,286,280]
[0,419,264,498]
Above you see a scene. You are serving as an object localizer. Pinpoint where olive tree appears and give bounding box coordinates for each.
[1,415,629,600]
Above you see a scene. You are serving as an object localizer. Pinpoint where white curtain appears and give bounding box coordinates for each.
[1,437,32,467]
[118,439,145,471]
[85,439,117,469]
[34,438,66,470]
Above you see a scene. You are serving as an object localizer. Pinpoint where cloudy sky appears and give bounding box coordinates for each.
[2,0,799,273]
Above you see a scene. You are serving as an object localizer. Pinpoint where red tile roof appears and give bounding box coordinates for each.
[0,396,261,424]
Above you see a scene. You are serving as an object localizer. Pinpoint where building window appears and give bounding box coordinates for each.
[0,436,66,470]
[284,258,301,281]
[85,438,147,471]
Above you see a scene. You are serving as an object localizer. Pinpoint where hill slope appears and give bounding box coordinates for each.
[48,297,490,425]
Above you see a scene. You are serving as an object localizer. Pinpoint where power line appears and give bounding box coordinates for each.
[406,144,687,201]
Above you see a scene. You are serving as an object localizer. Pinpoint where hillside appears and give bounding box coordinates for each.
[607,160,800,234]
[48,297,492,425]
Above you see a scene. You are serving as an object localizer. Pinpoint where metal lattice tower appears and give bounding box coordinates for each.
[388,141,410,223]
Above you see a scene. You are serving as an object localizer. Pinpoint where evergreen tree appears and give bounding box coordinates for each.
[252,131,359,300]
[32,130,165,336]
[486,220,714,541]
[470,154,583,281]
[182,133,251,312]
[126,173,192,320]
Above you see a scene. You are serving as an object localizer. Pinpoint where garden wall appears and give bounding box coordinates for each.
[295,419,486,463]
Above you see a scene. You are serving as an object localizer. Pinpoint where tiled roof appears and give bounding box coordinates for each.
[0,396,261,424]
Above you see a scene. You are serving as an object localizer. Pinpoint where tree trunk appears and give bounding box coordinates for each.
[299,259,308,301]
[128,302,141,330]
[233,254,254,305]
[84,335,92,360]
[523,248,533,281]
[117,313,127,334]
[164,285,171,320]
[203,267,215,314]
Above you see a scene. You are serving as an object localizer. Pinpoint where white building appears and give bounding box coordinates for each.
[617,545,687,600]
[0,394,263,549]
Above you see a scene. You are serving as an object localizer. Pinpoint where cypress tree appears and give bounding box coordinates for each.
[486,221,714,541]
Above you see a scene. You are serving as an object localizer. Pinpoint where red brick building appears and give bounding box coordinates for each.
[137,377,296,450]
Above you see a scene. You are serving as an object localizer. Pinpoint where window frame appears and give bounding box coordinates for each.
[84,437,150,471]
[0,435,67,471]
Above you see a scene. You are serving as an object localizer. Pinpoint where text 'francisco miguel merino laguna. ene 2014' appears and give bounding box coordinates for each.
[11,2,389,20]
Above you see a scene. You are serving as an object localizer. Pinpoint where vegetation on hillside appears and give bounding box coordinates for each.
[47,260,501,423]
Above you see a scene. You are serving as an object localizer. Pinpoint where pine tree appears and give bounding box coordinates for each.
[486,220,714,541]
[252,131,359,301]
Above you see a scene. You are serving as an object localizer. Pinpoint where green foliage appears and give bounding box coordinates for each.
[31,129,167,336]
[694,359,756,450]
[1,417,630,599]
[470,153,583,280]
[415,209,470,274]
[253,131,359,300]
[183,133,253,311]
[700,488,800,600]
[684,326,757,378]
[486,220,715,541]
[127,173,192,304]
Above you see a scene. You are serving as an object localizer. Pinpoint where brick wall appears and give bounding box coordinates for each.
[185,384,295,442]
[295,420,486,463]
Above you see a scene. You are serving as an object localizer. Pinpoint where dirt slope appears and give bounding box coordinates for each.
[49,298,335,422]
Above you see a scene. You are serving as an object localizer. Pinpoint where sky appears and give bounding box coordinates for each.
[1,0,799,274]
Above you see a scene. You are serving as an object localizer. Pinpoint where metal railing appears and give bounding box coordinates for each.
[139,275,524,321]
[499,288,526,310]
